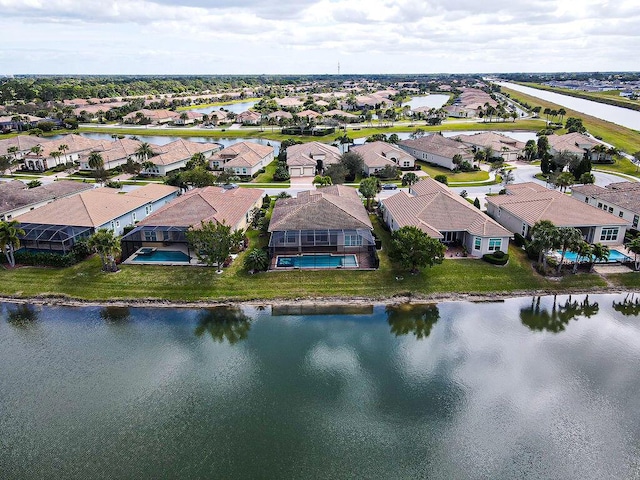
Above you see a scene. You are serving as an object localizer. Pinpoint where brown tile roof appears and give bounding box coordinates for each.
[547,132,599,154]
[267,110,293,120]
[138,186,264,229]
[399,134,473,161]
[488,182,629,227]
[0,135,52,155]
[286,142,341,167]
[382,178,511,238]
[573,181,640,214]
[16,184,177,227]
[275,97,304,107]
[323,109,358,118]
[297,110,322,118]
[269,185,372,231]
[351,141,414,169]
[1,180,93,214]
[210,142,273,168]
[150,139,220,166]
[454,132,525,153]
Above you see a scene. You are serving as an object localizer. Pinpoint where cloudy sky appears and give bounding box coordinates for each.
[0,0,638,75]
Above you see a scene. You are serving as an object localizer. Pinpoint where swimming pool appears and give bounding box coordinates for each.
[131,250,191,263]
[559,249,631,263]
[276,254,358,269]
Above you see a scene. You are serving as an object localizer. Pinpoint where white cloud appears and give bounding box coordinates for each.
[0,0,637,74]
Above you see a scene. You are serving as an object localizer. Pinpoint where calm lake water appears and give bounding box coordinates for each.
[190,100,258,115]
[403,94,450,110]
[497,81,640,131]
[2,293,640,479]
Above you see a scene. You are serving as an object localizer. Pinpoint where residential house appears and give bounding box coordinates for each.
[120,186,264,262]
[285,141,341,178]
[0,135,52,163]
[323,110,359,123]
[572,182,640,230]
[207,110,229,125]
[22,134,106,171]
[275,97,304,108]
[267,110,293,122]
[380,177,511,257]
[268,185,376,268]
[454,132,525,161]
[122,109,176,125]
[16,184,179,253]
[351,141,415,175]
[235,110,262,125]
[208,142,274,176]
[399,134,475,170]
[0,180,93,221]
[296,110,322,121]
[486,182,629,244]
[173,111,204,125]
[546,132,600,158]
[78,138,146,170]
[444,105,475,118]
[142,139,221,176]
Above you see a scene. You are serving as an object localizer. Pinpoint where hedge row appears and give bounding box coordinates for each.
[482,250,509,266]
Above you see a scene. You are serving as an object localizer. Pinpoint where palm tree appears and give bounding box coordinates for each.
[135,142,156,162]
[531,220,558,271]
[555,171,575,192]
[7,146,19,173]
[524,140,537,161]
[58,144,69,164]
[50,150,62,167]
[558,108,566,125]
[0,220,25,267]
[88,229,121,272]
[573,241,592,273]
[590,243,610,271]
[244,249,269,272]
[627,237,640,271]
[88,151,104,170]
[555,227,583,274]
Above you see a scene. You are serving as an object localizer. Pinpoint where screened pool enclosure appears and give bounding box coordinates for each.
[18,223,93,253]
[120,225,191,260]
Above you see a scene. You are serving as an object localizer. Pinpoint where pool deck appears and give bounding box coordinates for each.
[269,252,376,270]
[122,247,201,266]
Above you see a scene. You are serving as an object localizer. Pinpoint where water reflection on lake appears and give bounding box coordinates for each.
[1,294,639,479]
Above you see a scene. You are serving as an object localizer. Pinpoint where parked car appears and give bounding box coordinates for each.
[222,183,238,190]
[382,183,398,190]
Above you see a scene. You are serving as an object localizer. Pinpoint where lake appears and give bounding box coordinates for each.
[497,81,640,131]
[189,100,258,115]
[403,94,450,110]
[2,293,639,479]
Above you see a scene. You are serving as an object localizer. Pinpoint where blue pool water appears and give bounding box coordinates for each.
[132,250,191,263]
[560,249,631,263]
[276,254,358,268]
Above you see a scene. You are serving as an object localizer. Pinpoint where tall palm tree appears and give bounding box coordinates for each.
[555,227,583,274]
[0,220,25,267]
[88,229,121,272]
[58,144,69,164]
[590,243,610,271]
[7,146,19,173]
[135,142,156,162]
[627,237,640,271]
[558,108,566,125]
[573,241,593,274]
[50,150,62,167]
[531,220,558,271]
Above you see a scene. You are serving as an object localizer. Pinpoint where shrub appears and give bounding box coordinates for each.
[434,174,448,185]
[482,251,509,266]
[513,233,526,247]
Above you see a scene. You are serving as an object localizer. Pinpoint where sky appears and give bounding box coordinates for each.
[0,0,638,75]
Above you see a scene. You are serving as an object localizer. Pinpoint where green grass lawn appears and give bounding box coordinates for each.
[417,161,490,182]
[252,160,278,183]
[0,219,609,303]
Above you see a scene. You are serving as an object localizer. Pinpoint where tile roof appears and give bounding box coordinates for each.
[382,178,511,238]
[285,142,341,167]
[573,181,640,214]
[150,139,220,166]
[547,132,599,154]
[16,184,177,227]
[488,182,629,227]
[399,134,473,160]
[454,132,525,153]
[351,141,414,169]
[138,186,264,229]
[210,142,273,168]
[269,185,372,231]
[0,135,51,155]
[1,180,94,214]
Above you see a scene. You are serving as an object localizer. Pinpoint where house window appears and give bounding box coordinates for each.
[403,161,410,167]
[521,223,527,236]
[132,212,136,221]
[633,215,639,228]
[608,207,614,213]
[242,168,247,175]
[584,197,589,203]
[110,221,115,230]
[115,220,120,228]
[619,211,624,218]
[285,231,297,244]
[488,238,502,251]
[344,234,362,246]
[600,227,619,242]
[497,208,501,218]
[597,202,603,208]
[474,237,481,251]
[144,230,157,242]
[145,205,152,215]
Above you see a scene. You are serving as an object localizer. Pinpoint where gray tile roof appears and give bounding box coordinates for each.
[1,180,93,214]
